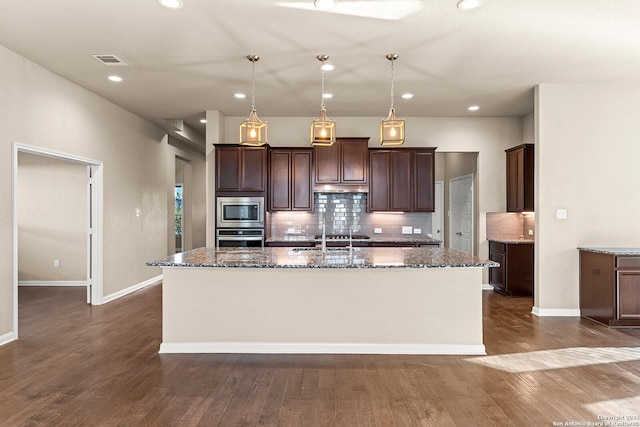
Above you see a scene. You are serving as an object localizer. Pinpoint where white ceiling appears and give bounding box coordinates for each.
[1,0,639,133]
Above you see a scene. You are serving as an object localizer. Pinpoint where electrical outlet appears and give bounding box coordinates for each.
[402,226,413,234]
[374,228,382,234]
[528,230,534,236]
[556,208,567,219]
[54,259,60,267]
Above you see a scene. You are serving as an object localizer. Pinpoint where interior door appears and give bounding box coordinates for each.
[449,174,473,254]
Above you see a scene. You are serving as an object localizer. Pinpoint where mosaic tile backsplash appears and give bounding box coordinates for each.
[268,193,433,240]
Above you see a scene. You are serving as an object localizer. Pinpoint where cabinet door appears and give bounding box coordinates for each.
[506,148,524,211]
[269,150,292,211]
[291,151,312,211]
[414,149,435,212]
[341,139,368,184]
[618,271,640,319]
[506,144,534,212]
[390,150,412,211]
[216,147,241,191]
[368,151,390,211]
[489,250,506,292]
[579,251,615,324]
[314,143,340,184]
[241,148,267,191]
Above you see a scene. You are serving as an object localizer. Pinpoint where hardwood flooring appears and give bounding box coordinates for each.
[2,285,640,426]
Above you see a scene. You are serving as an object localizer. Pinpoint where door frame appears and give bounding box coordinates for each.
[448,173,474,254]
[12,142,104,338]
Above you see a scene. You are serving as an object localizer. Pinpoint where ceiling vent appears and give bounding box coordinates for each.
[91,54,127,66]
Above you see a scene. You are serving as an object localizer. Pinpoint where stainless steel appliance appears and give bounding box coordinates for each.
[216,196,264,228]
[216,228,264,248]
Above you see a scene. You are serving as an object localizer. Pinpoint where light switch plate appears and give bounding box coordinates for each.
[556,208,567,220]
[402,226,413,234]
[374,228,382,234]
[413,228,421,234]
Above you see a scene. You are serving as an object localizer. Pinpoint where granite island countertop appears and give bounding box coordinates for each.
[265,236,442,245]
[577,247,640,256]
[148,246,496,269]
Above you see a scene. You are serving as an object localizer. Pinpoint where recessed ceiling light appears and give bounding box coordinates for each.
[314,0,337,9]
[320,63,334,71]
[401,93,414,99]
[323,93,333,99]
[457,0,482,10]
[200,119,207,124]
[158,0,183,9]
[234,93,246,99]
[108,75,123,82]
[468,105,480,111]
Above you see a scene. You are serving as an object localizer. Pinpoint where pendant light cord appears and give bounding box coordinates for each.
[320,59,326,110]
[251,58,256,111]
[389,57,395,110]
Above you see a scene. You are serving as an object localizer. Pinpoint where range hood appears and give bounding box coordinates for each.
[313,184,369,193]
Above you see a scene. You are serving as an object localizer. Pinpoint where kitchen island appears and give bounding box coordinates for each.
[147,246,497,355]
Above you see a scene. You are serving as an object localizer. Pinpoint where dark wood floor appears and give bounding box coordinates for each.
[2,286,640,426]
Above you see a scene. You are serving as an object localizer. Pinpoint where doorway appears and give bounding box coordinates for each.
[12,143,103,339]
[449,174,473,254]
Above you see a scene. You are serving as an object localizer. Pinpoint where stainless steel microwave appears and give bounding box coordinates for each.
[216,196,264,228]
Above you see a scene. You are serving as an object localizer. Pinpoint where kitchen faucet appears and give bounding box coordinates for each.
[321,217,327,253]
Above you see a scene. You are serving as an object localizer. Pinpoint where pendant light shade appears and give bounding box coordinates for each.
[380,53,405,146]
[240,55,268,146]
[311,54,336,146]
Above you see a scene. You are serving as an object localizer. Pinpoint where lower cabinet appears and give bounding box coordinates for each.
[488,241,534,297]
[579,250,640,327]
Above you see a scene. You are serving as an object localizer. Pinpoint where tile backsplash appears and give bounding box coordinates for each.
[486,212,535,241]
[269,193,433,240]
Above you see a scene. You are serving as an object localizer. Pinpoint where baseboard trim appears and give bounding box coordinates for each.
[482,283,494,290]
[532,306,581,317]
[101,275,162,305]
[18,280,86,287]
[0,331,16,347]
[159,342,487,355]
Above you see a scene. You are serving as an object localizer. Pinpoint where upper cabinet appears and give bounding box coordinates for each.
[314,137,369,185]
[368,148,436,212]
[506,144,534,212]
[215,145,267,193]
[268,149,313,212]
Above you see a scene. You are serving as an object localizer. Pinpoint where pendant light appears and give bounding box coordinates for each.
[239,55,268,146]
[310,54,336,146]
[380,53,405,146]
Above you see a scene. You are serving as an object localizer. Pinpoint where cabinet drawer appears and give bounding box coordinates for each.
[617,257,640,269]
[489,241,506,253]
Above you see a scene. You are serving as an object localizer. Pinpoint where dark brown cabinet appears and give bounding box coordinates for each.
[268,149,312,212]
[579,250,640,327]
[314,137,368,185]
[488,241,534,297]
[215,145,267,192]
[506,144,534,212]
[368,148,435,212]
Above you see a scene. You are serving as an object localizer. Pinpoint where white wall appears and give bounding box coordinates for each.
[17,152,87,282]
[535,84,640,313]
[0,45,205,338]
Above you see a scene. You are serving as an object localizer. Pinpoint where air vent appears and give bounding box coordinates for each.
[91,54,127,66]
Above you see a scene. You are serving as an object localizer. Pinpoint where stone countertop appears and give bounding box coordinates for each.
[266,236,443,244]
[578,247,640,256]
[148,247,497,269]
[489,239,535,244]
